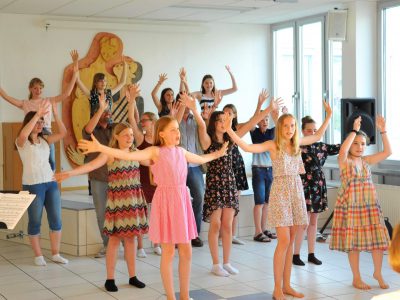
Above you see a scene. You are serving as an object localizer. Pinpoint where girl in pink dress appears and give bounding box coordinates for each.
[78,115,228,300]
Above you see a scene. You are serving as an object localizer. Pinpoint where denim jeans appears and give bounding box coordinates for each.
[252,167,273,205]
[90,179,109,247]
[186,166,205,234]
[23,181,62,235]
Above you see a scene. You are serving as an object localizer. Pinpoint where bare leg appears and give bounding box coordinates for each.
[307,213,318,254]
[177,243,192,300]
[137,235,143,250]
[221,208,235,264]
[273,226,290,300]
[348,251,371,290]
[160,243,176,300]
[261,203,268,232]
[208,209,222,265]
[253,204,263,235]
[282,225,304,298]
[29,235,42,257]
[293,225,306,255]
[124,237,136,277]
[372,250,389,289]
[106,236,120,279]
[49,230,62,255]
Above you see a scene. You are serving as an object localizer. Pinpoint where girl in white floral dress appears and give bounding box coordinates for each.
[225,101,332,300]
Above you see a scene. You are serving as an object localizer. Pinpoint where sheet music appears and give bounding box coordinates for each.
[0,192,35,230]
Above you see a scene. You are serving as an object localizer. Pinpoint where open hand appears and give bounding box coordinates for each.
[67,145,85,165]
[223,111,233,130]
[180,92,196,111]
[217,141,229,158]
[78,134,101,154]
[54,171,71,183]
[376,115,386,132]
[353,116,362,132]
[323,99,332,116]
[158,73,167,84]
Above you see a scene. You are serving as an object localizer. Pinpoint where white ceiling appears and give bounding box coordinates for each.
[0,0,358,24]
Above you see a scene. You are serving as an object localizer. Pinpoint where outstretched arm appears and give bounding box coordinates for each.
[54,153,108,182]
[179,68,190,93]
[364,115,392,165]
[126,84,144,146]
[0,86,24,108]
[225,115,274,153]
[184,142,228,164]
[220,65,238,96]
[300,99,332,146]
[235,91,278,137]
[46,103,67,144]
[78,134,157,161]
[111,58,128,95]
[151,73,167,113]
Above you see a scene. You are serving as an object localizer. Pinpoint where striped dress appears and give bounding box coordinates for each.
[103,157,148,237]
[330,158,389,252]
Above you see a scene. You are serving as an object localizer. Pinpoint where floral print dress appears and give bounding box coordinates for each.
[300,142,340,213]
[203,143,239,222]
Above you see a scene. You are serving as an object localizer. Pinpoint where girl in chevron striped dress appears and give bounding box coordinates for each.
[55,122,148,292]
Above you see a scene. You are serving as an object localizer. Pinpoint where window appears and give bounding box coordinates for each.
[381,3,400,160]
[272,17,331,139]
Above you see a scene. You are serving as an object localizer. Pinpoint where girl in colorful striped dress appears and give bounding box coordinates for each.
[330,116,392,291]
[55,122,148,292]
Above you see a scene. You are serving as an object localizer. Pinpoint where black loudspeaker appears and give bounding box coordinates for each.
[341,98,376,144]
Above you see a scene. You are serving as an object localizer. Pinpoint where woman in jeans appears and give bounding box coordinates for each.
[16,101,68,266]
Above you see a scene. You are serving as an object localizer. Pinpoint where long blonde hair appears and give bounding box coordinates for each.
[153,116,176,146]
[275,113,300,156]
[109,122,134,149]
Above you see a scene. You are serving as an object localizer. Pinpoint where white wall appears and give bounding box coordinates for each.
[0,13,270,189]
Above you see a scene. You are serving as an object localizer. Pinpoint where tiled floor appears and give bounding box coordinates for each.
[0,236,399,300]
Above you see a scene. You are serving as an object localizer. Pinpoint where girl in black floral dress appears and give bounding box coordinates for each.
[293,116,340,266]
[190,90,274,277]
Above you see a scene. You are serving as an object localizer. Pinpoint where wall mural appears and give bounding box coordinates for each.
[62,32,143,167]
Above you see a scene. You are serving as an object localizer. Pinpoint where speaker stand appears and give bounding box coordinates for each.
[316,212,334,243]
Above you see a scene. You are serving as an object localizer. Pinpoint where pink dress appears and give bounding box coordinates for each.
[148,146,198,244]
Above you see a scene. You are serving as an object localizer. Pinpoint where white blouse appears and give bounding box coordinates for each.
[16,137,53,185]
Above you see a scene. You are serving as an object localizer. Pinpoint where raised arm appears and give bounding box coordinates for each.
[54,153,108,182]
[184,142,228,164]
[220,65,238,96]
[337,116,361,167]
[179,68,190,93]
[225,114,274,153]
[84,92,107,134]
[72,50,90,96]
[0,86,24,108]
[364,115,392,165]
[300,99,332,146]
[151,73,167,113]
[46,102,67,144]
[16,102,49,147]
[180,93,211,150]
[126,84,144,146]
[51,51,79,103]
[79,134,157,162]
[235,93,282,138]
[111,58,127,95]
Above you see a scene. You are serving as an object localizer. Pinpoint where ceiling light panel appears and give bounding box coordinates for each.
[49,0,129,17]
[0,0,73,14]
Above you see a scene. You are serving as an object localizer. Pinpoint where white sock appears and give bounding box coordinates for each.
[34,256,46,266]
[211,264,230,277]
[52,254,68,264]
[223,263,239,275]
